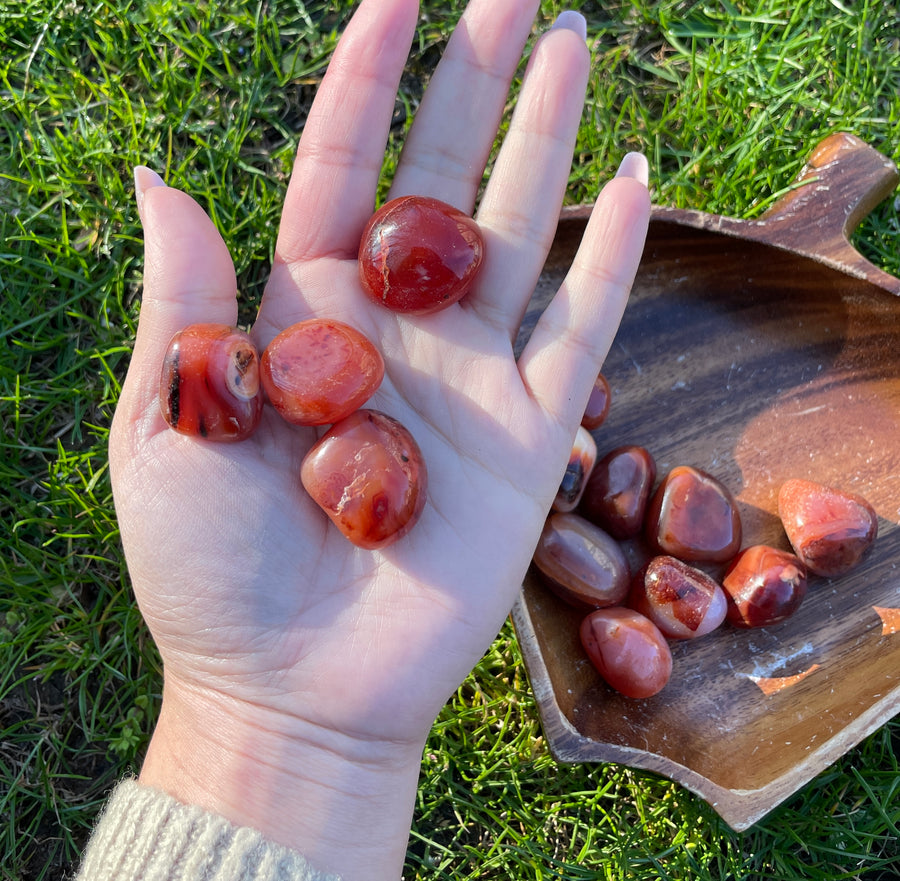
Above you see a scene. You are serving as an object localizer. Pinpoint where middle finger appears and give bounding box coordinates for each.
[388,0,541,211]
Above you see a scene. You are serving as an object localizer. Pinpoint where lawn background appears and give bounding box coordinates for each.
[1,0,899,878]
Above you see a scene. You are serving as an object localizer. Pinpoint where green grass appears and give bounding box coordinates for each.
[1,0,899,878]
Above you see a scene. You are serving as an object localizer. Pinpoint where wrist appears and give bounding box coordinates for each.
[139,677,426,880]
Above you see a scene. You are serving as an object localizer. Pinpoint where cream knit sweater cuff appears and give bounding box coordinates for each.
[75,779,340,881]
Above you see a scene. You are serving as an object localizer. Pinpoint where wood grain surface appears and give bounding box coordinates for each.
[511,133,900,831]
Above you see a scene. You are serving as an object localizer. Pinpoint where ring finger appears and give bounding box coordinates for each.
[469,14,591,341]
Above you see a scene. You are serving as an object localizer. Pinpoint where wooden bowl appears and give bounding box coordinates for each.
[511,133,900,831]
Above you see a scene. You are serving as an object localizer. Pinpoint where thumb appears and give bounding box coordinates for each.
[117,168,241,437]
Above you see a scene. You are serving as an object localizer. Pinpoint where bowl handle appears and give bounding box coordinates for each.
[755,132,899,290]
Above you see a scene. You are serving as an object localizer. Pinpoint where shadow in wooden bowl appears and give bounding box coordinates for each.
[511,132,900,831]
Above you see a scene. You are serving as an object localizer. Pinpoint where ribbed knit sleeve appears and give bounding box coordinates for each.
[74,780,341,881]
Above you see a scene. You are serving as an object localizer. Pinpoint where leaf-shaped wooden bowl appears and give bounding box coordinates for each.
[511,133,900,831]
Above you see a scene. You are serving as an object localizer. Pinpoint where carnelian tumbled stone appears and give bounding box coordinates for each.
[580,445,656,539]
[552,426,597,513]
[300,409,427,550]
[645,465,742,563]
[629,555,727,640]
[533,512,630,609]
[777,478,878,577]
[159,323,263,442]
[722,545,808,628]
[261,319,384,426]
[358,195,484,314]
[581,373,611,430]
[580,607,672,699]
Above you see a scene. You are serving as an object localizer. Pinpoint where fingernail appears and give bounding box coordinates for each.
[133,166,166,221]
[615,152,650,187]
[551,10,588,42]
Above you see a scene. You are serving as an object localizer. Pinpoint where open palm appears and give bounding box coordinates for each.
[109,0,649,875]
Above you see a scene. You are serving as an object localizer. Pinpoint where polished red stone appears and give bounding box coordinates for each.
[300,409,426,549]
[581,373,611,430]
[580,607,672,699]
[777,478,878,577]
[629,555,726,639]
[645,465,742,563]
[722,545,808,628]
[552,426,597,513]
[261,319,384,426]
[533,512,630,609]
[580,445,656,539]
[159,323,263,442]
[358,195,484,314]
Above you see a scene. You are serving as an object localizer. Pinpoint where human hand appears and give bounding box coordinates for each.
[110,0,650,877]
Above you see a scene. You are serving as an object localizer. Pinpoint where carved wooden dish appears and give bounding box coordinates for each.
[511,133,900,831]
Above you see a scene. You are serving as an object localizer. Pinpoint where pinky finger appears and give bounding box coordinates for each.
[517,154,651,431]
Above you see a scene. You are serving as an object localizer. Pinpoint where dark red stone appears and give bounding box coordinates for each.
[645,465,742,563]
[580,445,656,539]
[722,545,808,628]
[358,195,484,314]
